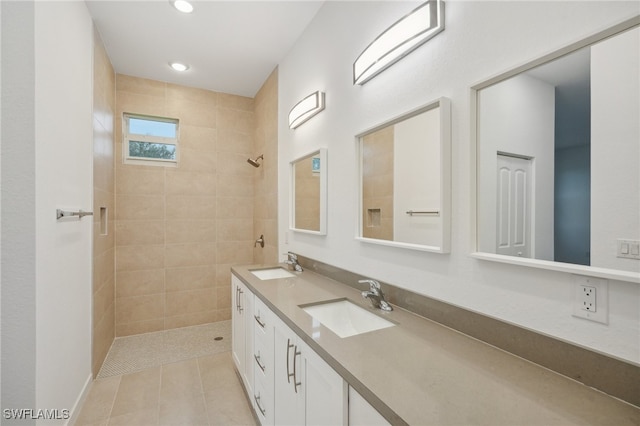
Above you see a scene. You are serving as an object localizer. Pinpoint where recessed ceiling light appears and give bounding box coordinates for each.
[169,62,189,72]
[171,0,193,14]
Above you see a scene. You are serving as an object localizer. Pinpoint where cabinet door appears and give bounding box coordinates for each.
[231,276,245,375]
[231,276,254,401]
[348,386,390,426]
[242,286,254,402]
[302,340,346,426]
[273,317,305,425]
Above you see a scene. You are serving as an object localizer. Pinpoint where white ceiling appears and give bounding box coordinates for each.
[86,1,324,98]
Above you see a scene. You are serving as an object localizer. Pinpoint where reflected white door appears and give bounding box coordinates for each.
[496,154,532,257]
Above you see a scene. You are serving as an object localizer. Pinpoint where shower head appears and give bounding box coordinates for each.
[247,154,264,167]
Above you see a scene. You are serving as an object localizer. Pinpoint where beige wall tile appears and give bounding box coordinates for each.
[115,195,164,221]
[217,174,253,197]
[217,196,253,219]
[218,93,253,111]
[180,125,217,152]
[165,288,216,317]
[116,245,165,271]
[217,129,252,154]
[116,269,165,299]
[165,171,216,196]
[117,74,165,97]
[165,195,216,219]
[115,221,165,246]
[166,97,217,128]
[165,220,216,244]
[165,265,215,292]
[116,167,165,195]
[112,72,276,336]
[166,83,218,106]
[116,319,164,337]
[217,219,254,242]
[216,241,252,265]
[93,248,115,292]
[116,293,165,324]
[216,285,231,310]
[164,311,216,330]
[165,242,216,268]
[178,148,216,173]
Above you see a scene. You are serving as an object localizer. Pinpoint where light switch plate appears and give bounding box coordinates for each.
[572,275,608,324]
[617,239,640,260]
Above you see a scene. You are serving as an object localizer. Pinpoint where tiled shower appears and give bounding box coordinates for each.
[91,30,278,377]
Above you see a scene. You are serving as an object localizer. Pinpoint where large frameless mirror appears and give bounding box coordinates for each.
[356,98,451,252]
[474,19,640,282]
[290,148,327,235]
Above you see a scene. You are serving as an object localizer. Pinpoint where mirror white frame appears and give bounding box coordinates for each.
[470,16,640,284]
[355,97,451,253]
[290,148,328,235]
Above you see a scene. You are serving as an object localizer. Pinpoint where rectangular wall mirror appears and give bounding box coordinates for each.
[473,18,639,282]
[290,148,327,235]
[356,98,451,253]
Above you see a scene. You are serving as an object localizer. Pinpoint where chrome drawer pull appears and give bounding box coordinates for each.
[293,345,302,393]
[254,394,266,416]
[254,352,266,373]
[286,338,294,383]
[254,314,266,328]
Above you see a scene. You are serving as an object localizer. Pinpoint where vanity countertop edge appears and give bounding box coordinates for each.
[231,264,640,426]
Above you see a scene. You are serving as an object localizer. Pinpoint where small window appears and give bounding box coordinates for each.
[123,114,179,166]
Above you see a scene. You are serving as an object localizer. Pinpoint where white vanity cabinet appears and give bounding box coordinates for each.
[231,275,254,403]
[232,274,348,426]
[272,313,345,426]
[348,386,391,426]
[253,296,276,425]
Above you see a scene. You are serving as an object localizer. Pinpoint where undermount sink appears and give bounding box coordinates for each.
[250,267,296,280]
[301,299,395,338]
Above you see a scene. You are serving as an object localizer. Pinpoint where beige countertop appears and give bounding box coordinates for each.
[232,264,640,425]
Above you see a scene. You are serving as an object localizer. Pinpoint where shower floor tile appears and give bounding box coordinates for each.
[98,321,231,378]
[76,321,256,426]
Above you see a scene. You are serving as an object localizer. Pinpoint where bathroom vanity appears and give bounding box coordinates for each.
[231,264,639,425]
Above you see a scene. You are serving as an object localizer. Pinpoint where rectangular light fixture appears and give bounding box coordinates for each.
[353,0,444,85]
[288,91,325,129]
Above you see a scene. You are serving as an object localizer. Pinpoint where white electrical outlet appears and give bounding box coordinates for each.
[572,275,608,324]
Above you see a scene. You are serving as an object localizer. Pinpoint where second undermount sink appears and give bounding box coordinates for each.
[301,299,395,338]
[250,267,296,280]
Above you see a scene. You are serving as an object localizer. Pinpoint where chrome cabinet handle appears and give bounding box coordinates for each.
[235,286,240,310]
[254,314,266,329]
[238,289,244,313]
[293,345,302,393]
[254,394,266,416]
[286,338,294,384]
[254,352,266,373]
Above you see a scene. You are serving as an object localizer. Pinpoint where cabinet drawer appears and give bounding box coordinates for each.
[253,345,274,387]
[254,297,274,346]
[253,372,274,426]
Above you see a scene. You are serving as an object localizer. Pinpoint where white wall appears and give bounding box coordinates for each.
[394,108,441,246]
[278,1,640,363]
[477,74,555,260]
[1,1,93,423]
[34,2,93,422]
[591,27,640,271]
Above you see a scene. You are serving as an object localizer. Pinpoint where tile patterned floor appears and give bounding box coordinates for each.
[98,322,232,378]
[75,323,256,426]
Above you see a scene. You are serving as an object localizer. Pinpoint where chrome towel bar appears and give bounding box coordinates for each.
[56,209,93,220]
[405,210,439,216]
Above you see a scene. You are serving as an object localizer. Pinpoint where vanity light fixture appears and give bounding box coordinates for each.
[169,62,189,72]
[288,91,325,129]
[353,0,444,85]
[171,0,194,14]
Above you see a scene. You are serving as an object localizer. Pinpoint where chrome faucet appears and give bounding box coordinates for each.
[360,279,393,311]
[284,252,303,272]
